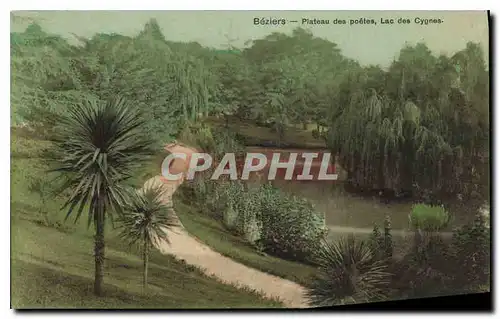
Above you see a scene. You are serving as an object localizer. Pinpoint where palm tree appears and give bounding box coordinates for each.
[50,97,154,296]
[118,185,178,290]
[305,236,391,307]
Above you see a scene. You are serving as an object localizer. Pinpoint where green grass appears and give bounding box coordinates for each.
[11,130,283,309]
[11,218,282,308]
[172,200,318,287]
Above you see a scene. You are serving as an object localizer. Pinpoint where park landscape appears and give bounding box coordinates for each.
[11,12,490,309]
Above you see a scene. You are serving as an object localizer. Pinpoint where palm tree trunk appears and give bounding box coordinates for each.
[143,239,149,291]
[94,198,105,296]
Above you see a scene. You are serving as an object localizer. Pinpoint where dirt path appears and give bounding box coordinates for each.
[143,144,309,308]
[144,143,461,307]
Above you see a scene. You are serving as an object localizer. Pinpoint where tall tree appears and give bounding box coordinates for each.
[327,42,489,202]
[49,97,154,296]
[118,186,178,291]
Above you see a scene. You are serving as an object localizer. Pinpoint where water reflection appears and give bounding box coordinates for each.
[248,147,482,232]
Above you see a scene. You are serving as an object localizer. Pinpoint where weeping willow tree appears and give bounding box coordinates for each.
[173,56,212,124]
[129,18,213,127]
[328,42,489,201]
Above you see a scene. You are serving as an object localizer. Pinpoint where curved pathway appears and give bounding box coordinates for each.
[143,144,309,308]
[144,143,466,307]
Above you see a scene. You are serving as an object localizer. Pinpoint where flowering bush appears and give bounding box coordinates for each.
[256,183,329,263]
[203,180,328,263]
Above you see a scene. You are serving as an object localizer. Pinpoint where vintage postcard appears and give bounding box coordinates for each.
[10,10,490,309]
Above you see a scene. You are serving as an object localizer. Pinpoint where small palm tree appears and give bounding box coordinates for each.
[49,97,154,296]
[118,185,178,291]
[306,235,391,307]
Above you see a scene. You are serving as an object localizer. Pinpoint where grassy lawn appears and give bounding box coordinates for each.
[11,130,282,309]
[11,218,282,309]
[172,199,318,288]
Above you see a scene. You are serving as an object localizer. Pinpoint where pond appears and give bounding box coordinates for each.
[248,147,483,232]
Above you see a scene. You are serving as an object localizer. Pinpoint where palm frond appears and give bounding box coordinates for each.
[118,185,178,248]
[49,96,155,226]
[306,236,391,307]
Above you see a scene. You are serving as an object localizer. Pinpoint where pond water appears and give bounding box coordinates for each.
[248,147,482,231]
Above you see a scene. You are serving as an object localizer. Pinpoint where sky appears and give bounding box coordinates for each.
[11,10,489,67]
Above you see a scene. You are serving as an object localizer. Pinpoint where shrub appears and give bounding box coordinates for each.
[388,237,455,299]
[451,212,490,289]
[209,181,262,244]
[409,203,451,232]
[257,184,328,263]
[218,181,246,231]
[406,205,453,270]
[183,165,329,263]
[368,224,384,260]
[383,216,393,259]
[400,262,455,298]
[203,179,226,219]
[28,176,51,225]
[478,203,490,229]
[391,213,490,299]
[306,236,391,307]
[189,168,236,221]
[408,204,452,274]
[178,123,244,159]
[389,210,491,299]
[369,216,393,261]
[311,129,320,139]
[200,180,328,263]
[196,125,217,152]
[177,122,215,151]
[192,173,208,199]
[26,175,71,231]
[211,128,245,159]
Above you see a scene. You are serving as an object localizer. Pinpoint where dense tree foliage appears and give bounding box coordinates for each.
[11,21,489,201]
[328,42,489,202]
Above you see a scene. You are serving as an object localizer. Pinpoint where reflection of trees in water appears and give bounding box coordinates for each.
[269,179,480,232]
[244,148,484,231]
